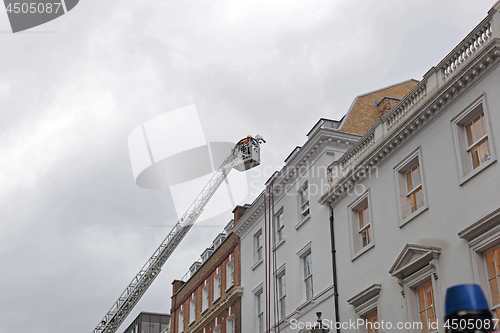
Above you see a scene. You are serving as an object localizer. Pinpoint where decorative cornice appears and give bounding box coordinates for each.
[320,38,500,208]
[347,284,381,316]
[185,287,243,333]
[234,127,360,238]
[347,284,381,308]
[458,207,500,241]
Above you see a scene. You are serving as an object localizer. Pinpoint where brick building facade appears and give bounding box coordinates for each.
[170,211,244,333]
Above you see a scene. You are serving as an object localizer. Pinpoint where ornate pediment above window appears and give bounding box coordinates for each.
[389,244,441,298]
[458,207,500,243]
[389,244,441,280]
[347,284,381,316]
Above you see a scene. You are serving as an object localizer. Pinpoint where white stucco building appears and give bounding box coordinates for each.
[319,2,500,332]
[234,119,360,333]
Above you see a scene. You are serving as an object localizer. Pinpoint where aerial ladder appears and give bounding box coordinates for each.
[92,135,265,333]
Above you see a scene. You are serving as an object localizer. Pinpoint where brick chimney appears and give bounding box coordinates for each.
[172,279,185,294]
[232,205,249,223]
[376,96,399,117]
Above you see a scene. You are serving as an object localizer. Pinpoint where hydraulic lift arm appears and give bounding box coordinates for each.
[92,135,264,333]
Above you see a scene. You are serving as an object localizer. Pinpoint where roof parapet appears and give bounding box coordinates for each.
[320,7,500,207]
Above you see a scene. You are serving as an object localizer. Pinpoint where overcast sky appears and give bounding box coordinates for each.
[0,0,496,332]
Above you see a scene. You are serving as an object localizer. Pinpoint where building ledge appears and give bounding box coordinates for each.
[459,207,500,242]
[294,215,311,231]
[186,287,243,333]
[251,259,263,271]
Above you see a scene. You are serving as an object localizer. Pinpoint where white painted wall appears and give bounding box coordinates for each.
[330,60,500,331]
[236,127,359,333]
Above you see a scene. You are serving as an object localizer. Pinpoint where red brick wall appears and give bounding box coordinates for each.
[170,233,241,333]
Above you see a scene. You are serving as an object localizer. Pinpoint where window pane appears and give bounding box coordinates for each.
[478,138,491,164]
[417,282,436,333]
[277,212,283,228]
[410,192,417,212]
[304,254,312,276]
[367,312,378,333]
[278,276,286,297]
[412,165,421,187]
[486,250,496,279]
[300,186,308,207]
[425,283,434,307]
[494,248,500,275]
[358,210,364,229]
[473,114,485,139]
[466,122,474,146]
[471,145,481,169]
[482,112,488,134]
[406,169,413,192]
[418,286,426,312]
[490,278,500,305]
[306,277,313,299]
[409,188,423,213]
[363,206,370,225]
[361,226,371,247]
[420,311,429,333]
[428,306,437,327]
[415,187,424,210]
[399,172,410,218]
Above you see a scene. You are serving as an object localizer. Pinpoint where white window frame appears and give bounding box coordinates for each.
[189,296,196,324]
[213,272,221,302]
[254,230,263,266]
[275,209,285,246]
[297,242,313,301]
[303,252,313,300]
[347,284,381,333]
[253,284,264,333]
[226,257,234,290]
[226,314,235,333]
[451,94,496,185]
[202,283,209,313]
[348,190,375,260]
[404,271,439,333]
[459,207,500,317]
[389,244,442,332]
[214,317,221,333]
[394,147,428,227]
[298,181,310,222]
[277,271,286,319]
[178,309,184,333]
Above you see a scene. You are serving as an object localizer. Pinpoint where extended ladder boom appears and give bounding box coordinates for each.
[93,136,263,333]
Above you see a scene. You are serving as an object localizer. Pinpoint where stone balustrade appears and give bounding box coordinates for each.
[441,20,493,81]
[331,9,499,186]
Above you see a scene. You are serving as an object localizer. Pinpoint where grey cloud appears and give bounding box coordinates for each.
[0,0,495,332]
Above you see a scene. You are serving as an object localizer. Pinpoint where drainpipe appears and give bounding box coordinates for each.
[329,206,341,333]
